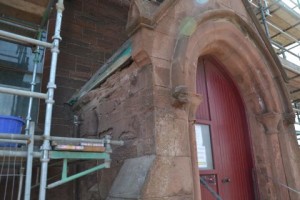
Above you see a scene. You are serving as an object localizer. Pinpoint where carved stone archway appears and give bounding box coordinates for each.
[170,9,300,200]
[76,1,300,199]
[124,1,300,199]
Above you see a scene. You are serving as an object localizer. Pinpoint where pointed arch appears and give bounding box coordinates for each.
[170,9,300,199]
[171,9,291,116]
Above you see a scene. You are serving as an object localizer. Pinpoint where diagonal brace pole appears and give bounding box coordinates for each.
[47,162,109,189]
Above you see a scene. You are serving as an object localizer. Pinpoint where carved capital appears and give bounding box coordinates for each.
[256,112,281,135]
[171,85,203,121]
[172,85,189,107]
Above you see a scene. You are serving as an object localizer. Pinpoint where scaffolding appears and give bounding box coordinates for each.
[249,0,300,145]
[0,1,123,199]
[250,0,300,79]
[0,0,299,199]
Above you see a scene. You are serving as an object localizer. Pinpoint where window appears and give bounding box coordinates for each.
[195,124,214,170]
[0,39,45,123]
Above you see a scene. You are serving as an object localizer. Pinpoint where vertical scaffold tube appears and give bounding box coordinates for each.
[17,167,24,200]
[39,1,64,200]
[259,0,270,38]
[24,122,35,200]
[25,34,41,136]
[25,38,41,200]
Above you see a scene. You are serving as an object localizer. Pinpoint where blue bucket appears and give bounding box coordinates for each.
[0,115,25,147]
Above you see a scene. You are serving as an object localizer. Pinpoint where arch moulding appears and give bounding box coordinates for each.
[170,10,300,200]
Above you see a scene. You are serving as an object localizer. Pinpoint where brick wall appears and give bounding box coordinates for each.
[41,0,129,134]
[38,1,129,199]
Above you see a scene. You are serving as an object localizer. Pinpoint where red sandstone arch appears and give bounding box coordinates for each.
[172,10,291,115]
[170,9,300,200]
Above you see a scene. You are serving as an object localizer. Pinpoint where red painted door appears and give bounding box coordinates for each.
[196,57,254,200]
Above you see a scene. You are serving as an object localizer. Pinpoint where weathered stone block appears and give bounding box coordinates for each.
[151,32,176,61]
[155,15,179,36]
[155,114,190,157]
[143,156,193,198]
[109,156,156,199]
[216,0,231,9]
[153,87,173,110]
[153,66,171,88]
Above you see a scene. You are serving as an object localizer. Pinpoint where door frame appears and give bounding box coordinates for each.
[170,11,295,199]
[196,56,255,199]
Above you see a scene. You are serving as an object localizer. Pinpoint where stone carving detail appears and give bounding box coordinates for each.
[126,0,177,35]
[257,112,281,135]
[172,85,189,107]
[171,85,203,120]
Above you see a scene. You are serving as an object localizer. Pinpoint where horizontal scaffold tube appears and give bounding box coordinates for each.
[0,150,41,158]
[0,134,30,140]
[0,30,53,48]
[0,86,47,99]
[0,139,28,144]
[46,136,124,146]
[0,134,124,145]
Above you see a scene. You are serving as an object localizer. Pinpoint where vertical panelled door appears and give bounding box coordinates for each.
[196,57,254,200]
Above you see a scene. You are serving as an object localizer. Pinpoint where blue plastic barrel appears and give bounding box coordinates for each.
[0,115,24,147]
